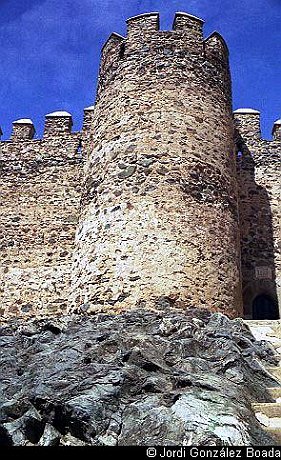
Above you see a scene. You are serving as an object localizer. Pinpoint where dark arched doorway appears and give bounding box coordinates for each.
[252,294,279,320]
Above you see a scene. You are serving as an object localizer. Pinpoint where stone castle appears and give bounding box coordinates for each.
[0,12,280,321]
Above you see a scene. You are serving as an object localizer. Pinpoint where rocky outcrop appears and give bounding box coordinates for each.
[0,308,279,446]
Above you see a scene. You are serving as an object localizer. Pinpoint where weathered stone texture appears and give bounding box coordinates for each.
[0,120,83,318]
[234,110,281,318]
[11,120,35,141]
[0,12,280,321]
[71,13,243,317]
[0,309,278,446]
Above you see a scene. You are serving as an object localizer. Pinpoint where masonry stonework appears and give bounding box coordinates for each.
[0,12,280,321]
[0,113,83,318]
[234,109,281,319]
[71,13,243,317]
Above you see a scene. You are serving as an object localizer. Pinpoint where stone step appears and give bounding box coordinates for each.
[267,367,281,382]
[244,320,281,326]
[250,333,281,343]
[255,411,281,429]
[252,403,281,418]
[264,427,281,444]
[244,323,281,352]
[244,320,281,443]
[268,387,281,401]
[245,321,280,329]
[246,326,281,344]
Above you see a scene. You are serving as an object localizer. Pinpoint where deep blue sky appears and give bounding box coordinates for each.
[0,0,280,140]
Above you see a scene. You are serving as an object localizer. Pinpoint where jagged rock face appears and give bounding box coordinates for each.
[0,309,279,446]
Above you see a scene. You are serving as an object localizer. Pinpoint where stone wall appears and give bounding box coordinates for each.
[0,12,279,322]
[0,114,84,318]
[71,12,243,317]
[234,109,281,318]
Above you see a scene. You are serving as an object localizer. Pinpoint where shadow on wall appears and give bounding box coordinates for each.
[237,139,279,320]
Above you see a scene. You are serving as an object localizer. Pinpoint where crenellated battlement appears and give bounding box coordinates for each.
[100,33,125,76]
[82,106,95,130]
[101,32,125,53]
[97,12,230,98]
[126,12,160,36]
[1,11,280,321]
[234,109,262,142]
[12,119,36,141]
[0,110,77,143]
[101,33,125,61]
[234,108,281,146]
[272,119,281,141]
[0,110,85,166]
[172,12,204,29]
[44,111,73,137]
[204,32,229,65]
[172,12,204,47]
[125,11,205,36]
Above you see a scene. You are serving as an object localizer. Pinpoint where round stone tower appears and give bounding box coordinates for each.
[72,12,243,317]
